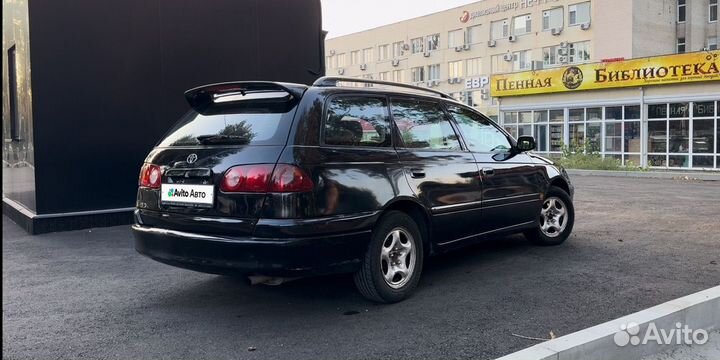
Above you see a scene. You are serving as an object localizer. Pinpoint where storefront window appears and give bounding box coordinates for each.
[550,124,563,151]
[624,105,641,120]
[693,119,714,153]
[669,155,688,168]
[624,122,641,153]
[605,123,622,152]
[586,123,601,152]
[549,109,564,122]
[694,102,715,117]
[648,155,666,167]
[648,121,667,153]
[534,110,548,123]
[668,120,689,153]
[535,124,548,152]
[669,103,689,118]
[519,111,533,123]
[648,104,667,119]
[693,156,714,168]
[605,106,623,120]
[569,123,585,148]
[569,108,584,122]
[587,107,602,121]
[518,125,532,136]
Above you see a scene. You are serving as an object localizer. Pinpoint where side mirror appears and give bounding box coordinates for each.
[516,136,536,152]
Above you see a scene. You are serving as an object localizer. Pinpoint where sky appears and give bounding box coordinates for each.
[321,0,482,39]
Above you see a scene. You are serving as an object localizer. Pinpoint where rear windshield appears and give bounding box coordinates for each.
[158,109,295,147]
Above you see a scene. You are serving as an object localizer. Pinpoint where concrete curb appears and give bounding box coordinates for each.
[496,286,720,360]
[566,169,720,181]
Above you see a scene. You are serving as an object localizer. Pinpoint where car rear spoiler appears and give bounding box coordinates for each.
[184,81,308,114]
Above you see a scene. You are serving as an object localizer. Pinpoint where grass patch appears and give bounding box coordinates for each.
[554,142,646,171]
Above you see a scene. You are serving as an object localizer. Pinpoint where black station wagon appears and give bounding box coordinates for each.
[133,77,575,303]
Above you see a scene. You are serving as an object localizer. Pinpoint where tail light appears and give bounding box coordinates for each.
[221,164,313,193]
[139,163,162,189]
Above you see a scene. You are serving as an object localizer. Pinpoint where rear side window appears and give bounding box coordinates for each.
[324,96,392,147]
[391,98,461,151]
[158,111,292,147]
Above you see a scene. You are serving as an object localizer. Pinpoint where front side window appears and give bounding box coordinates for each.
[491,19,509,40]
[411,37,424,54]
[543,7,564,30]
[448,105,511,153]
[426,34,440,51]
[513,14,532,35]
[391,99,461,151]
[569,2,591,26]
[324,96,391,147]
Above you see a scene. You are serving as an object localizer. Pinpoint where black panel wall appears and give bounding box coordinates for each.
[26,0,323,216]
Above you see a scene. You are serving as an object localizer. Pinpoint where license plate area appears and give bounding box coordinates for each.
[161,183,215,208]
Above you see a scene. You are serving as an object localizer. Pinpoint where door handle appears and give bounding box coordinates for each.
[481,167,495,177]
[409,168,426,178]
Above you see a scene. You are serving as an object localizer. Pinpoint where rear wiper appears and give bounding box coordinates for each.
[195,134,250,145]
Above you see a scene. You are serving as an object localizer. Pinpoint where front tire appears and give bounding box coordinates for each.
[524,187,574,246]
[354,211,424,303]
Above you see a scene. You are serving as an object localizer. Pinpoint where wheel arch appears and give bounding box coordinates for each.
[380,197,434,255]
[548,176,570,196]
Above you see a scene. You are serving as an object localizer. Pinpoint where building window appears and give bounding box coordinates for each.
[448,60,463,78]
[392,41,404,58]
[411,66,424,82]
[326,56,333,69]
[543,7,564,30]
[491,54,512,74]
[8,45,20,141]
[336,53,346,67]
[448,29,464,48]
[512,14,532,35]
[490,19,509,40]
[350,50,360,65]
[569,2,591,26]
[378,72,389,81]
[677,0,686,23]
[465,57,482,76]
[543,45,560,66]
[677,38,686,53]
[378,44,389,61]
[711,0,718,22]
[708,37,718,50]
[513,50,532,71]
[393,69,405,83]
[411,37,424,54]
[427,64,440,81]
[569,41,590,63]
[426,34,440,51]
[363,48,374,64]
[467,25,482,44]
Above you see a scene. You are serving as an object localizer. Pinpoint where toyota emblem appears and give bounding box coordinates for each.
[186,153,198,164]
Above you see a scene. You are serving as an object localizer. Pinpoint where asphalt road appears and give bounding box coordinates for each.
[3,176,720,360]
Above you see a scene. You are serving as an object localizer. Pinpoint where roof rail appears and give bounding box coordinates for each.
[312,76,452,99]
[185,81,307,114]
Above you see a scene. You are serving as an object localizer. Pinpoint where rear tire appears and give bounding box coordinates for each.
[524,187,574,246]
[354,211,424,303]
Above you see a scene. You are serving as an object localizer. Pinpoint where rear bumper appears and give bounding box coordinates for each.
[132,213,377,277]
